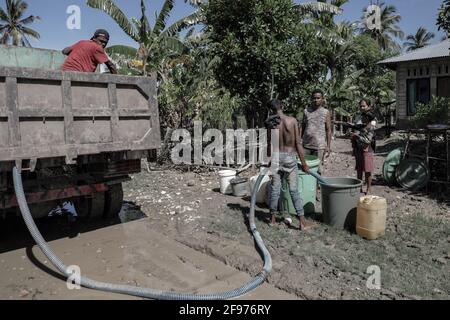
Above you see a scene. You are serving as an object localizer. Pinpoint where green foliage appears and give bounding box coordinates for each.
[205,0,329,127]
[158,43,239,131]
[352,34,396,110]
[86,0,202,77]
[413,97,450,127]
[319,21,360,116]
[106,45,138,57]
[86,0,399,133]
[311,0,348,28]
[318,27,395,119]
[105,45,142,75]
[437,0,450,37]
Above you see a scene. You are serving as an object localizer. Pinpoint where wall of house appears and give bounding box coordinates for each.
[396,57,449,129]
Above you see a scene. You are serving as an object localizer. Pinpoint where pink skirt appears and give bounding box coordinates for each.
[355,150,374,173]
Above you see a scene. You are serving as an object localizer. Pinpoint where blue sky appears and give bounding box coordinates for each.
[7,0,445,50]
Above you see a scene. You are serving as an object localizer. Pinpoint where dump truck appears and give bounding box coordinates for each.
[0,45,161,220]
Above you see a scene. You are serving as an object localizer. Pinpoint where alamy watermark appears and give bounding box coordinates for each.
[66,5,81,30]
[366,265,381,290]
[171,121,280,169]
[66,265,81,290]
[365,4,382,31]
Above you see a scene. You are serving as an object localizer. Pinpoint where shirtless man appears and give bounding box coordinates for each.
[267,100,312,231]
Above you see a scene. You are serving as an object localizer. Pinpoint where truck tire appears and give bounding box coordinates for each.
[104,184,124,218]
[89,192,105,221]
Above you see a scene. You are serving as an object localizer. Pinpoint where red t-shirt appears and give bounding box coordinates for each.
[61,40,109,72]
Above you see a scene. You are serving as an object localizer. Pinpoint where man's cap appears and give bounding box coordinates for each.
[92,29,110,41]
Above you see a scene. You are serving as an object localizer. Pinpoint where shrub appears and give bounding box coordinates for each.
[413,96,450,128]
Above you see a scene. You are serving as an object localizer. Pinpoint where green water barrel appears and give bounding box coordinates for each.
[279,155,321,215]
[320,177,363,231]
[383,148,403,185]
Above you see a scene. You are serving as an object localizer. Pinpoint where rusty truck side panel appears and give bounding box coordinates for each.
[0,67,161,167]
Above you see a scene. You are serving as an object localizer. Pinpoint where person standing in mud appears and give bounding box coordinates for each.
[266,100,313,231]
[301,89,332,199]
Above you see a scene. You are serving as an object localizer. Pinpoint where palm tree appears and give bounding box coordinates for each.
[403,27,435,52]
[0,0,40,47]
[86,0,202,77]
[358,1,404,51]
[311,0,350,28]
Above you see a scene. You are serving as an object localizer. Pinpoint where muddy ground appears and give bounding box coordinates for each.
[123,136,450,300]
[1,136,449,300]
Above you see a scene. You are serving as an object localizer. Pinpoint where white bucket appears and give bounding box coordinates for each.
[219,170,237,194]
[250,175,271,204]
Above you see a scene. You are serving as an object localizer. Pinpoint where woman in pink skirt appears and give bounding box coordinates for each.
[352,112,376,195]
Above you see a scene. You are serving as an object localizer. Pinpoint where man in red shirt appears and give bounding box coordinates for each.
[61,29,117,74]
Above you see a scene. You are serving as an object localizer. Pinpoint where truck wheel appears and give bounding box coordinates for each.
[89,192,105,221]
[104,184,124,218]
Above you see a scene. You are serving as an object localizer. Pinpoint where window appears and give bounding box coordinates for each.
[438,77,450,98]
[407,78,430,116]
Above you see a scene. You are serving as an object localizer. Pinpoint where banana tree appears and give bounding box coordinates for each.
[105,45,142,75]
[86,0,203,77]
[294,0,343,38]
[324,22,358,81]
[294,1,343,16]
[304,0,348,28]
[323,68,363,133]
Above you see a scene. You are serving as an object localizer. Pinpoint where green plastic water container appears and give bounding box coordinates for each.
[279,155,321,215]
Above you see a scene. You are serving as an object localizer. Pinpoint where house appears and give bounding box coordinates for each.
[379,39,450,128]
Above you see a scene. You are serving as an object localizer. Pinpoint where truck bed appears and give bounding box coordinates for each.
[0,66,161,168]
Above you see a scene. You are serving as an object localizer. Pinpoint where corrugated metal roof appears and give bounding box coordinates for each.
[379,39,450,65]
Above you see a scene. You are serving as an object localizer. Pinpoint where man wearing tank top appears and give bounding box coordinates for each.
[300,89,332,176]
